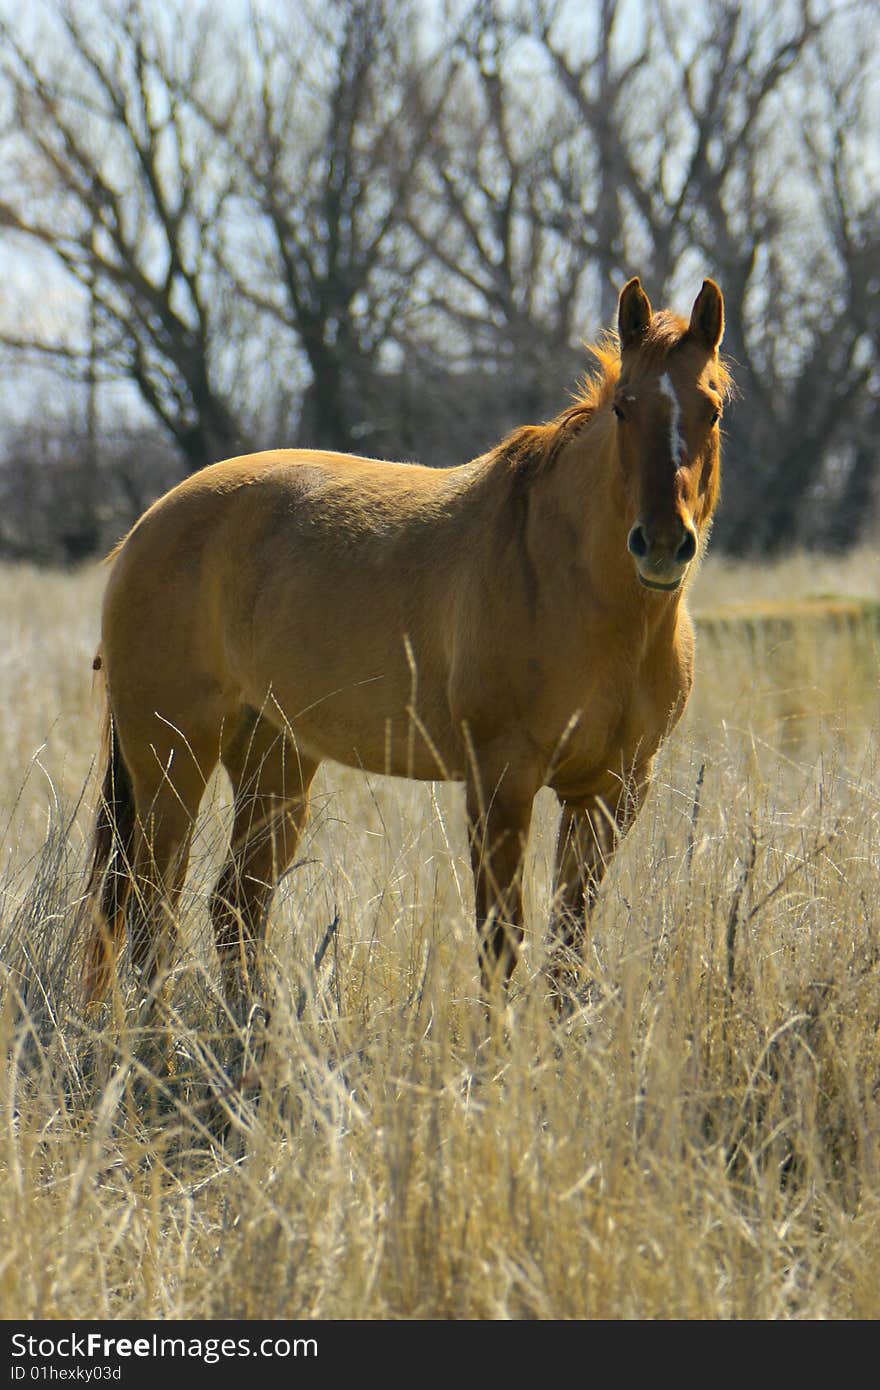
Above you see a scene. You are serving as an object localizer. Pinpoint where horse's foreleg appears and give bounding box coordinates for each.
[466,771,534,999]
[549,767,651,1001]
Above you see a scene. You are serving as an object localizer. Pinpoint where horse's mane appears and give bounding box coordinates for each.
[490,310,732,484]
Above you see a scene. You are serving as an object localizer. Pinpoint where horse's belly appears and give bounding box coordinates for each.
[244,648,465,781]
[283,707,465,782]
[239,559,467,777]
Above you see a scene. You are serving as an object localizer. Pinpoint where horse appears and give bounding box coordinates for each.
[82,277,729,1020]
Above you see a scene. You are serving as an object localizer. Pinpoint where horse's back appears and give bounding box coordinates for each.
[116,447,477,566]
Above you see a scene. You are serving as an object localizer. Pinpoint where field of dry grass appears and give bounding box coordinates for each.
[1,550,879,1320]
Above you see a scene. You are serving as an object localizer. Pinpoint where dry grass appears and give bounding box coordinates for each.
[1,550,879,1320]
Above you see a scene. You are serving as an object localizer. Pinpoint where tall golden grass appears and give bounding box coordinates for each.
[1,551,879,1319]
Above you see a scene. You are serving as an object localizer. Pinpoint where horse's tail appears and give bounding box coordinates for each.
[82,667,137,1007]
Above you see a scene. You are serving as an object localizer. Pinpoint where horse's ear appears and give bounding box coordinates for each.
[618,277,652,351]
[689,279,724,352]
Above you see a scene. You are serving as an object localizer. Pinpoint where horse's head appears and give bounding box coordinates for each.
[613,277,726,592]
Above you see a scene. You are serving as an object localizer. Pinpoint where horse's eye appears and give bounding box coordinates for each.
[613,403,625,421]
[710,408,721,427]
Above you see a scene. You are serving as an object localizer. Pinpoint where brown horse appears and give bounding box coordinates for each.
[82,277,729,1017]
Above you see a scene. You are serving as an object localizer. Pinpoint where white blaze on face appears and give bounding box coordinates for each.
[659,373,684,464]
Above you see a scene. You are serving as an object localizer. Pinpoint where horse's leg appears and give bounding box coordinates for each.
[548,766,651,1001]
[465,755,535,999]
[123,738,217,1009]
[127,804,196,991]
[212,710,317,1022]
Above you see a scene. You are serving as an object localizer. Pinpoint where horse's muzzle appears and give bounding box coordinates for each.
[627,521,697,591]
[636,570,683,591]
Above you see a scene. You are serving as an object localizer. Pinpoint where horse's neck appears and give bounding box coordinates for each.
[523,429,690,661]
[527,427,640,606]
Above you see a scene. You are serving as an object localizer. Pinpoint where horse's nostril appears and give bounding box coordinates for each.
[676,530,697,564]
[627,524,648,559]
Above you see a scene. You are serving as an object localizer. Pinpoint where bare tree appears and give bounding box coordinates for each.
[500,0,880,550]
[0,0,245,473]
[739,10,880,548]
[0,0,877,557]
[203,0,461,457]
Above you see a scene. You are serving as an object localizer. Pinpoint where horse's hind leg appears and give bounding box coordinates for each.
[125,742,217,1003]
[211,710,316,1021]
